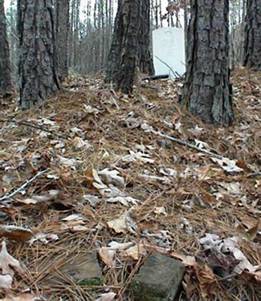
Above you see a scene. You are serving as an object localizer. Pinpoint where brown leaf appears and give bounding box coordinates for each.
[0,225,33,242]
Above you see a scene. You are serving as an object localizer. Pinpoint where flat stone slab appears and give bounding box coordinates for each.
[130,252,185,301]
[61,251,103,285]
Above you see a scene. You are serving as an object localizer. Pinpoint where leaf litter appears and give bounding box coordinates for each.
[0,68,260,300]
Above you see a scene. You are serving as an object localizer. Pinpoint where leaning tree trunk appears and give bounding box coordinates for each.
[106,0,154,94]
[243,0,261,70]
[182,0,234,126]
[17,0,59,109]
[0,0,12,97]
[55,0,70,80]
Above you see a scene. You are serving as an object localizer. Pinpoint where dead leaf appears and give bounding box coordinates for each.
[122,243,147,260]
[154,207,167,216]
[98,247,116,268]
[107,210,137,234]
[96,292,116,301]
[0,225,33,241]
[71,137,91,150]
[0,293,43,301]
[170,252,197,267]
[211,157,243,173]
[29,233,59,245]
[98,168,125,188]
[62,214,85,221]
[0,241,24,289]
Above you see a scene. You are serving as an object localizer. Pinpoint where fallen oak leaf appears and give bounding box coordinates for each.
[107,210,137,234]
[0,225,33,242]
[98,247,116,268]
[0,241,24,289]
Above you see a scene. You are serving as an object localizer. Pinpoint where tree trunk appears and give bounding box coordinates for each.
[243,0,261,70]
[139,0,155,75]
[55,0,70,80]
[17,0,59,109]
[0,0,12,96]
[181,0,234,126]
[105,0,124,83]
[106,0,154,94]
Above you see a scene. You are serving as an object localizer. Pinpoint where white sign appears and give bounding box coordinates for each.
[153,27,186,78]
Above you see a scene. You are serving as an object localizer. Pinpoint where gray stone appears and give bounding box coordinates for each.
[61,251,103,286]
[130,252,185,301]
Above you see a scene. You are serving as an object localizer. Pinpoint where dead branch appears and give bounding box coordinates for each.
[0,119,69,139]
[145,126,225,160]
[0,169,49,202]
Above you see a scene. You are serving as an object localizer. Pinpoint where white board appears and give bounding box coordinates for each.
[152,27,186,78]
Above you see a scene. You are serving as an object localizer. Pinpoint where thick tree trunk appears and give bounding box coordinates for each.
[182,0,234,126]
[17,0,59,109]
[55,0,70,80]
[0,0,12,96]
[243,0,261,70]
[105,0,154,94]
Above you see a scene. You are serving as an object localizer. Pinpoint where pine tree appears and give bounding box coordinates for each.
[0,0,12,97]
[181,0,234,126]
[55,0,70,80]
[243,0,261,70]
[106,0,154,94]
[17,0,59,109]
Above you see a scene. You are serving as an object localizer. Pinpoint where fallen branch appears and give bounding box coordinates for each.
[142,123,224,160]
[153,129,224,159]
[0,119,69,139]
[0,169,49,202]
[142,74,170,81]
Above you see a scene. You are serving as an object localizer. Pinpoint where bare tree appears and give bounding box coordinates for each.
[17,0,59,109]
[0,0,12,97]
[181,0,234,126]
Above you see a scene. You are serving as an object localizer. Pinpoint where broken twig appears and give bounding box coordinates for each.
[0,169,49,202]
[0,119,69,139]
[142,124,224,160]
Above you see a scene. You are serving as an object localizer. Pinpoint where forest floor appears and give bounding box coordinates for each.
[0,68,260,301]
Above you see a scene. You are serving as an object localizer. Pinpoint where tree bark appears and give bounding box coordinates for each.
[17,0,59,109]
[139,0,155,75]
[0,0,12,96]
[105,0,154,94]
[55,0,70,80]
[243,0,261,70]
[182,0,234,126]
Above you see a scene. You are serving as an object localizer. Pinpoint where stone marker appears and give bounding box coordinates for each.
[130,252,185,301]
[61,251,103,285]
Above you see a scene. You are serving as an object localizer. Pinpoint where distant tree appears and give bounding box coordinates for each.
[0,0,12,97]
[17,0,59,109]
[243,0,261,70]
[181,0,234,126]
[106,0,154,94]
[55,0,70,80]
